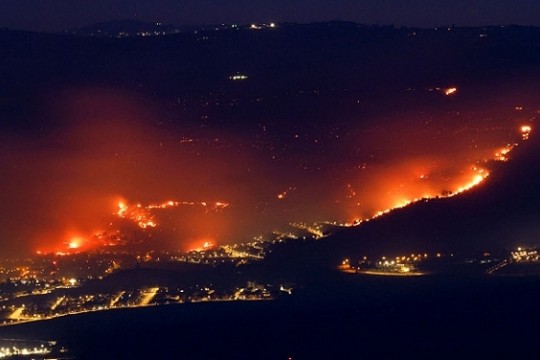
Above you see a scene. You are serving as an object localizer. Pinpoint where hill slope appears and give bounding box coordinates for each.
[264,128,540,267]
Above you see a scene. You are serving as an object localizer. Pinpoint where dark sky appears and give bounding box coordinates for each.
[1,0,540,32]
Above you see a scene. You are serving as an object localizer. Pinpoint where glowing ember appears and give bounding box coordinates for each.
[277,187,295,200]
[115,199,230,229]
[189,240,216,252]
[146,200,229,212]
[521,125,532,140]
[444,87,457,96]
[116,201,157,229]
[452,172,487,195]
[495,145,515,162]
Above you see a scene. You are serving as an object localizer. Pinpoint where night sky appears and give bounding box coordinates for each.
[1,0,540,32]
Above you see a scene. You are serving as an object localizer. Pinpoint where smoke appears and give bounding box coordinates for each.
[0,84,533,256]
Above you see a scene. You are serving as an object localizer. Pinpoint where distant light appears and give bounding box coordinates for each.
[444,87,457,96]
[521,125,532,140]
[230,74,248,81]
[521,125,532,133]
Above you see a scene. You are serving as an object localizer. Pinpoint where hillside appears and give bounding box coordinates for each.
[264,127,540,268]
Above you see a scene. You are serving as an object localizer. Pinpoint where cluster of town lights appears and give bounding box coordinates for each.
[0,345,50,358]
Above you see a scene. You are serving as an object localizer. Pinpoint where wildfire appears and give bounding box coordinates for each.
[68,238,82,249]
[35,233,90,256]
[346,166,489,226]
[30,98,534,257]
[277,187,296,200]
[521,125,532,140]
[495,145,515,162]
[346,124,533,228]
[451,171,487,196]
[146,200,229,212]
[116,201,156,229]
[189,240,216,252]
[115,199,230,229]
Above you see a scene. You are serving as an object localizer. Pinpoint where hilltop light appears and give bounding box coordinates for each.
[521,125,532,140]
[444,87,457,96]
[230,74,248,81]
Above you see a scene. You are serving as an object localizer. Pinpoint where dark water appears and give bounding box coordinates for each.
[0,275,539,359]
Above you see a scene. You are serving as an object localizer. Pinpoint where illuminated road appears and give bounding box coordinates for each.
[139,287,159,306]
[340,268,426,276]
[357,270,426,276]
[7,306,35,322]
[0,294,275,327]
[486,260,509,275]
[50,296,66,311]
[110,291,126,307]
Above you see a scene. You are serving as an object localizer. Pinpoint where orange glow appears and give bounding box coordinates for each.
[68,238,81,249]
[188,239,216,252]
[343,119,533,227]
[444,87,457,96]
[115,200,157,229]
[277,187,295,200]
[115,199,230,229]
[495,145,514,162]
[35,232,91,255]
[521,125,532,140]
[521,125,532,132]
[4,86,533,257]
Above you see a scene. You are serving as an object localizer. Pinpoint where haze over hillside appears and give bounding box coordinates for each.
[0,22,539,257]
